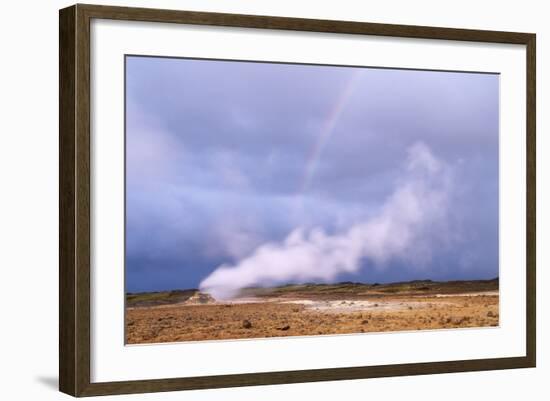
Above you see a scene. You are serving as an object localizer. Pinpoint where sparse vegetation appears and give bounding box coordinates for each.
[126,289,197,308]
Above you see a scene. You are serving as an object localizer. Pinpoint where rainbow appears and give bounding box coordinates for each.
[298,68,364,195]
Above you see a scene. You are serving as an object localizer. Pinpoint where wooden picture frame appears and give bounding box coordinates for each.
[59,3,536,397]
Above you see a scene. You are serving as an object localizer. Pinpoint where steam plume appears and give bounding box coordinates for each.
[200,142,453,299]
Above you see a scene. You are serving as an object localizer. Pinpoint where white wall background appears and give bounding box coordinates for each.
[0,0,546,400]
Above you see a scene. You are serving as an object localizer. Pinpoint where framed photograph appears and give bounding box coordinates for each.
[59,4,536,397]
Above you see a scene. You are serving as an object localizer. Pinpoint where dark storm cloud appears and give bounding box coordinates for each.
[125,56,499,293]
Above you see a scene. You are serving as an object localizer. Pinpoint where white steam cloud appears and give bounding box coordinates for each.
[200,142,453,299]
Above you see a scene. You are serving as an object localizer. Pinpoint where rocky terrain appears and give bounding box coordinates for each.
[125,278,499,344]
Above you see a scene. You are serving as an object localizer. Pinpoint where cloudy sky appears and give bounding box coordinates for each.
[125,56,499,294]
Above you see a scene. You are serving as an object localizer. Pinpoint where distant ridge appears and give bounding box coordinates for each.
[126,278,499,307]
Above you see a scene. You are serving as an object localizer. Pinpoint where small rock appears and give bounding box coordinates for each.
[487,311,496,318]
[277,325,290,331]
[242,319,252,329]
[361,320,369,325]
[373,303,379,307]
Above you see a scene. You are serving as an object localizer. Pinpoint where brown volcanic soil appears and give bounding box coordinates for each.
[125,279,499,344]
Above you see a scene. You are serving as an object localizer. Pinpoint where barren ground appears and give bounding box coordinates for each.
[126,279,499,344]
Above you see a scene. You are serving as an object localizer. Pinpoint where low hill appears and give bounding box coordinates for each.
[126,278,498,307]
[238,278,498,299]
[126,289,197,307]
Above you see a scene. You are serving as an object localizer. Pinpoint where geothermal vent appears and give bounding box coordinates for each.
[185,291,217,305]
